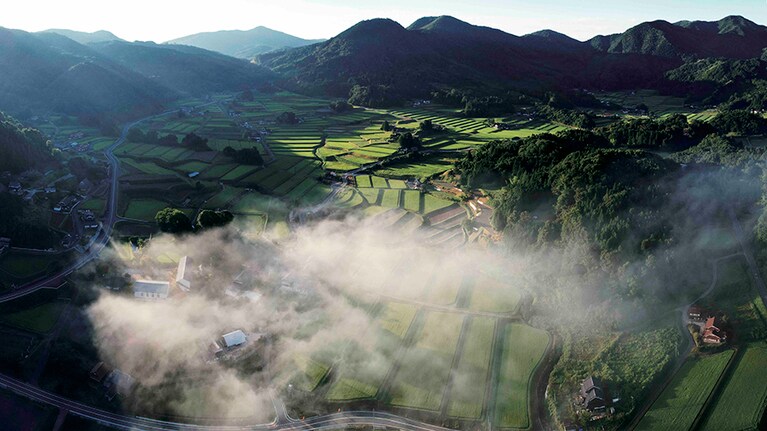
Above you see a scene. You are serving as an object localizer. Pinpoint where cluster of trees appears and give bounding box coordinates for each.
[396,132,420,150]
[276,111,299,125]
[536,105,595,129]
[347,84,402,108]
[0,193,59,248]
[329,100,352,112]
[222,147,264,165]
[599,114,712,150]
[155,208,235,233]
[127,130,223,152]
[671,134,762,170]
[0,112,55,173]
[709,109,767,135]
[463,96,516,117]
[126,128,179,146]
[457,130,675,260]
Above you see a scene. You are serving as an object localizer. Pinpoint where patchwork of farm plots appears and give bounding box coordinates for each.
[636,254,767,431]
[284,264,536,426]
[344,175,455,215]
[388,108,569,145]
[637,350,734,431]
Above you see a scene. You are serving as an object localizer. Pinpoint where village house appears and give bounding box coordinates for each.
[8,181,22,194]
[104,370,135,400]
[579,376,606,412]
[89,362,112,384]
[702,316,727,344]
[688,305,705,322]
[132,280,170,300]
[175,256,193,292]
[78,178,93,194]
[211,329,249,357]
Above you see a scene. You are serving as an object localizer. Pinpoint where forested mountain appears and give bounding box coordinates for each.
[0,28,170,118]
[40,29,123,44]
[166,26,323,59]
[0,111,54,173]
[257,16,676,105]
[90,41,275,96]
[0,27,273,119]
[589,16,767,59]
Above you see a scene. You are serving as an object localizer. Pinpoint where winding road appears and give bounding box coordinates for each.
[0,372,453,431]
[0,102,224,304]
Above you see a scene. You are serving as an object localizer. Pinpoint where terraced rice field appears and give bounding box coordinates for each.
[636,350,734,431]
[493,323,550,429]
[389,311,464,411]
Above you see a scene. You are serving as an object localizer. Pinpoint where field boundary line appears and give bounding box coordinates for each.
[689,347,741,431]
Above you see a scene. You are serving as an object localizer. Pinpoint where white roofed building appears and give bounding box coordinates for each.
[133,280,170,300]
[176,256,193,292]
[222,330,247,348]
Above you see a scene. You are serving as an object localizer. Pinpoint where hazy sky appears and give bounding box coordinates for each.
[4,0,766,42]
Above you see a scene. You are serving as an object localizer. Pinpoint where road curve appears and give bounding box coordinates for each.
[0,101,223,304]
[0,372,452,431]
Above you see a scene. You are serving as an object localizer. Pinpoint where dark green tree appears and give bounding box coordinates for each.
[155,208,192,233]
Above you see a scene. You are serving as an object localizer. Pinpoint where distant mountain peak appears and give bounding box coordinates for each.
[407,15,473,33]
[40,28,123,44]
[166,26,323,59]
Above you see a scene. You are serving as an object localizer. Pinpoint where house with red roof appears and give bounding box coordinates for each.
[702,316,726,345]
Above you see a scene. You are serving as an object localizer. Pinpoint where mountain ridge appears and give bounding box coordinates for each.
[166,26,323,59]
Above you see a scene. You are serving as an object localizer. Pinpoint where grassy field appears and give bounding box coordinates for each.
[636,350,734,431]
[379,302,419,338]
[494,323,550,429]
[122,198,172,221]
[327,302,418,402]
[291,354,331,392]
[0,253,57,280]
[446,317,495,418]
[78,198,106,214]
[389,311,464,410]
[468,275,523,314]
[700,344,767,431]
[1,301,65,334]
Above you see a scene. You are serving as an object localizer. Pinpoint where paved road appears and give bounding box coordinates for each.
[0,101,223,304]
[0,372,453,431]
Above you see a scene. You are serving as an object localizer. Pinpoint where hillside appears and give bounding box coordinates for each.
[40,29,123,44]
[590,16,767,59]
[0,28,171,117]
[257,16,677,104]
[166,26,323,59]
[0,111,53,173]
[90,41,275,96]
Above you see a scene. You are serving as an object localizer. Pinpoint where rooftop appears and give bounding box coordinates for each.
[133,280,170,295]
[222,330,247,348]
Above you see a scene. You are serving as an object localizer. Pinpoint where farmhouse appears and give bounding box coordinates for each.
[222,330,247,348]
[89,361,112,384]
[211,329,248,357]
[702,316,727,344]
[175,256,193,292]
[580,376,606,412]
[132,280,170,300]
[104,370,135,400]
